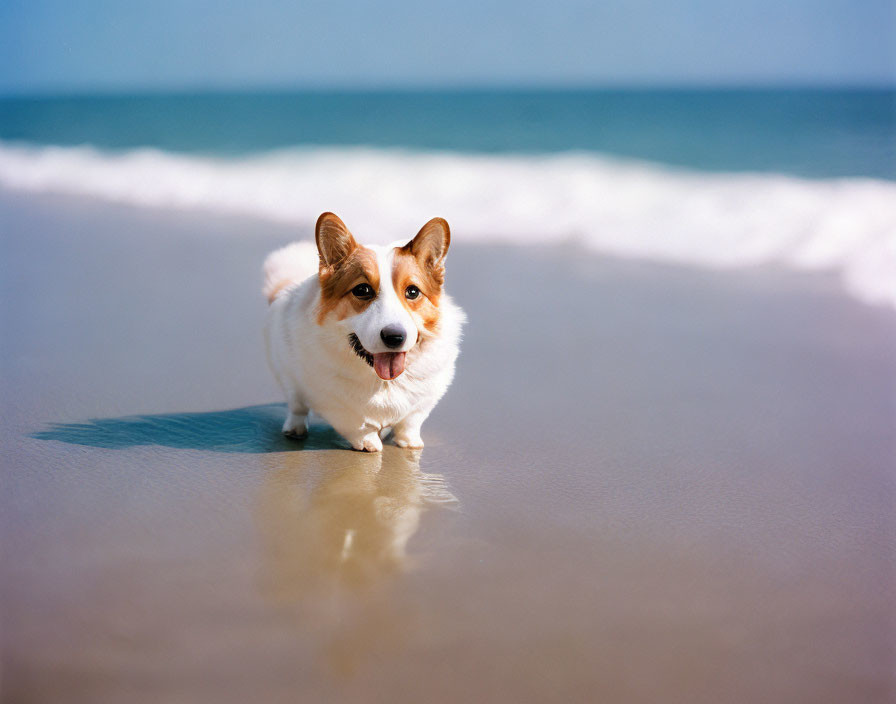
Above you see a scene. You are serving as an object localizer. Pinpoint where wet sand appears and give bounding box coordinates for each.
[2,191,894,703]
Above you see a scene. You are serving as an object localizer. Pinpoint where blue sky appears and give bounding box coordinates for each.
[1,0,894,93]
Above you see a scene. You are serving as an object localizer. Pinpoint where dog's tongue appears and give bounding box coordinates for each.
[373,352,406,380]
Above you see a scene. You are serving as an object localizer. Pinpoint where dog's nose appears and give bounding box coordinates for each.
[380,325,406,349]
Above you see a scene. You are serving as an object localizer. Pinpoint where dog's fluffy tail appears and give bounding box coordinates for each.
[262,241,319,303]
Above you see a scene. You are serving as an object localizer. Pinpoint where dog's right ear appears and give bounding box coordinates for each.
[315,212,357,269]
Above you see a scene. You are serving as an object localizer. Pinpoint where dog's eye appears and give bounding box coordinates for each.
[352,283,375,300]
[405,285,421,300]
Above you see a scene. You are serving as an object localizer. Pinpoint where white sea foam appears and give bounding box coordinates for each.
[1,141,894,309]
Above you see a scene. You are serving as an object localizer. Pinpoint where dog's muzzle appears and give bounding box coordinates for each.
[348,333,407,380]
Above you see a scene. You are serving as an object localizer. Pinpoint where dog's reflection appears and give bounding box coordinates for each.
[257,445,457,674]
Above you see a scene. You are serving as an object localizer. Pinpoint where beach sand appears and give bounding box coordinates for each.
[2,190,894,703]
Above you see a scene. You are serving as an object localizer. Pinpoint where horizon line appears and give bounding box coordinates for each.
[2,80,895,99]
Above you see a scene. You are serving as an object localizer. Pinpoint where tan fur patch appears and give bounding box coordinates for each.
[317,246,380,324]
[266,279,293,304]
[392,248,442,335]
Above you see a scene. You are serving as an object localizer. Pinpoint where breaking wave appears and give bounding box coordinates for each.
[1,140,894,308]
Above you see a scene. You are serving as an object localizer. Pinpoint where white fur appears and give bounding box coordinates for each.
[262,241,319,301]
[263,240,464,452]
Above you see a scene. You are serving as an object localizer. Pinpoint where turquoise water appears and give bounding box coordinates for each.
[1,89,894,179]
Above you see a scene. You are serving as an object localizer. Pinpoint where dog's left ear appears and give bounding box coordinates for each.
[403,218,450,279]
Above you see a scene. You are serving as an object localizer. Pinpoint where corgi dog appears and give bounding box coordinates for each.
[263,212,464,452]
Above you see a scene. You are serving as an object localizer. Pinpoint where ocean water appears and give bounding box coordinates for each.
[1,90,894,307]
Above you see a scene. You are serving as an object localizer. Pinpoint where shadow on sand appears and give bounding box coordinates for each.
[31,403,347,453]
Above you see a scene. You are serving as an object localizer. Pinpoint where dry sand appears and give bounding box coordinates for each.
[1,191,894,703]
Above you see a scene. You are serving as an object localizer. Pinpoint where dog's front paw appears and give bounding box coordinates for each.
[393,430,424,449]
[282,427,308,440]
[282,413,308,439]
[352,433,383,453]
